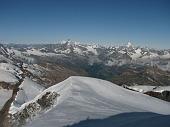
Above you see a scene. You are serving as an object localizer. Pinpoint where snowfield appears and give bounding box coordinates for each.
[0,63,21,83]
[25,49,57,56]
[22,76,170,127]
[0,70,18,83]
[16,77,45,104]
[10,77,45,114]
[0,88,12,110]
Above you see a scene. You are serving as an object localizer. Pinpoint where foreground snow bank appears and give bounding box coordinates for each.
[22,76,170,127]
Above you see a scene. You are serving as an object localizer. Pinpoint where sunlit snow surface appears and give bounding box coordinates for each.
[25,76,170,127]
[0,63,21,83]
[10,77,45,114]
[0,70,18,83]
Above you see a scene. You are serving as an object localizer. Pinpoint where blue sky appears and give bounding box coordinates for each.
[0,0,170,48]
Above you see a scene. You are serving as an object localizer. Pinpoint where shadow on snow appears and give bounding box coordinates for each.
[67,112,170,127]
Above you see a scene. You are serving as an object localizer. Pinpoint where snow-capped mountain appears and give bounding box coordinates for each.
[10,76,170,127]
[7,41,170,69]
[0,42,170,127]
[1,41,170,87]
[4,41,170,87]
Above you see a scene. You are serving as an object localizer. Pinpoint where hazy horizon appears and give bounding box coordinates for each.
[1,39,169,50]
[0,0,170,49]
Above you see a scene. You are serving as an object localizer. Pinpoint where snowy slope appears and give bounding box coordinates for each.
[0,63,21,83]
[25,49,57,56]
[0,88,12,110]
[10,77,45,113]
[0,70,18,83]
[16,77,45,104]
[22,76,170,127]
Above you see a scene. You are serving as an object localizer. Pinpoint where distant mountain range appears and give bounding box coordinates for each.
[2,41,170,85]
[0,41,170,127]
[5,41,170,68]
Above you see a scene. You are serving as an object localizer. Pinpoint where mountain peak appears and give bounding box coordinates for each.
[127,41,133,48]
[61,39,80,46]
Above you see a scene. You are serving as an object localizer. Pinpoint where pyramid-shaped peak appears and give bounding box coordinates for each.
[127,41,133,48]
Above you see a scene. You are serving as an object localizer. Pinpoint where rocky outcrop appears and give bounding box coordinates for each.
[0,82,15,90]
[145,91,170,102]
[11,91,59,127]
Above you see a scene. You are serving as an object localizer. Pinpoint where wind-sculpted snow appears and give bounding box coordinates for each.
[10,76,170,127]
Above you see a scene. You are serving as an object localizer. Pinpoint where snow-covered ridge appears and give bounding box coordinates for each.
[10,76,170,127]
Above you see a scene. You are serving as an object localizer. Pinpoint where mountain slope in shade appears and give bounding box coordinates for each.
[68,112,170,127]
[0,89,12,110]
[17,76,170,127]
